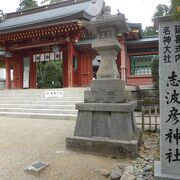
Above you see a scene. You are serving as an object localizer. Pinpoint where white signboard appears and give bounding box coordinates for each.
[45,91,63,98]
[33,51,63,62]
[158,20,180,177]
[23,57,30,89]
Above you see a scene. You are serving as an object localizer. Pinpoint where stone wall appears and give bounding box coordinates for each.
[126,86,159,108]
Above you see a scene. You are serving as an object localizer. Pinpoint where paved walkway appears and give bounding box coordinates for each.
[0,116,130,180]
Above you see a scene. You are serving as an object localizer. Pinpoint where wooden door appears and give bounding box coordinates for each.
[13,63,21,89]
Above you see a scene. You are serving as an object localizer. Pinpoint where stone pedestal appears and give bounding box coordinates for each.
[66,80,141,158]
[66,103,141,157]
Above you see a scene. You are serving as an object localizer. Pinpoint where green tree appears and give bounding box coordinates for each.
[40,0,62,5]
[143,26,158,36]
[39,61,63,88]
[170,0,180,19]
[151,59,159,90]
[153,4,170,17]
[17,0,38,11]
[143,4,170,37]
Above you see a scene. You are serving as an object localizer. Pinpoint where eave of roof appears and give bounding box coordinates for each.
[0,0,104,34]
[126,36,159,45]
[127,22,143,38]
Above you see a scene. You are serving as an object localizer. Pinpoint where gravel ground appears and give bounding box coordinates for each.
[0,116,132,180]
[0,116,159,180]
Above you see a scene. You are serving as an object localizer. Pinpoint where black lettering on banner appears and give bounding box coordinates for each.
[167,71,180,87]
[165,149,180,163]
[165,128,180,145]
[175,25,180,63]
[175,54,180,62]
[165,90,180,104]
[163,54,171,63]
[165,149,172,163]
[175,35,180,44]
[166,107,180,125]
[163,26,171,35]
[163,26,172,63]
[175,44,180,53]
[175,25,180,34]
[163,45,171,54]
[163,36,171,44]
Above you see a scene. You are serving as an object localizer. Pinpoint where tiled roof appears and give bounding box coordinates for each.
[0,0,104,33]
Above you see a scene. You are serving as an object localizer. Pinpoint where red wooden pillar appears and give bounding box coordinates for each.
[30,56,37,88]
[13,54,23,89]
[120,39,127,82]
[64,40,74,87]
[5,57,11,89]
[63,48,68,87]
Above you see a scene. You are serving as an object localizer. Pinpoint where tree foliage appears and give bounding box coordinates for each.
[17,0,38,11]
[151,59,159,90]
[40,0,61,5]
[153,4,170,17]
[144,4,170,36]
[170,0,180,19]
[37,61,63,88]
[143,26,158,37]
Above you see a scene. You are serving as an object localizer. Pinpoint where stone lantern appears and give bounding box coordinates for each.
[66,7,141,158]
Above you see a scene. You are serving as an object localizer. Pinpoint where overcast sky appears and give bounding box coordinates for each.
[0,0,170,29]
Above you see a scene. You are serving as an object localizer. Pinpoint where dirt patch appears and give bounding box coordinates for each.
[0,117,134,180]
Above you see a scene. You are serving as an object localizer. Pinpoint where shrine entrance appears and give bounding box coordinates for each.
[0,0,106,89]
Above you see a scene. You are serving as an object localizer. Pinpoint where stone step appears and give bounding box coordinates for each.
[0,107,78,114]
[0,94,84,97]
[0,104,76,109]
[0,88,86,96]
[0,88,85,120]
[0,111,77,120]
[0,97,83,101]
[0,100,83,105]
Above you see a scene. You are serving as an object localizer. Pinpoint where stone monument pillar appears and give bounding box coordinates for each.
[66,7,141,158]
[154,16,180,180]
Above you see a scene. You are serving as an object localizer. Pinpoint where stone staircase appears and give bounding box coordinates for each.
[0,88,86,120]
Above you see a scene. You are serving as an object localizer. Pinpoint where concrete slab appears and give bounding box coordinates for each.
[66,129,142,158]
[25,161,48,175]
[76,101,137,112]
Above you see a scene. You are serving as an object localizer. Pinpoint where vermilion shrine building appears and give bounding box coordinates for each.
[0,0,158,89]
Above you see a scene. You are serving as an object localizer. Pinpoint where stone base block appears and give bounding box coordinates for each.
[84,90,129,103]
[154,161,180,180]
[66,129,142,158]
[74,102,138,141]
[90,79,125,91]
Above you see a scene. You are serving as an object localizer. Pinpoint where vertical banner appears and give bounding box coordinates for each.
[33,51,63,62]
[159,21,180,176]
[55,52,60,60]
[23,57,30,89]
[40,54,45,62]
[45,53,50,61]
[50,52,55,61]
